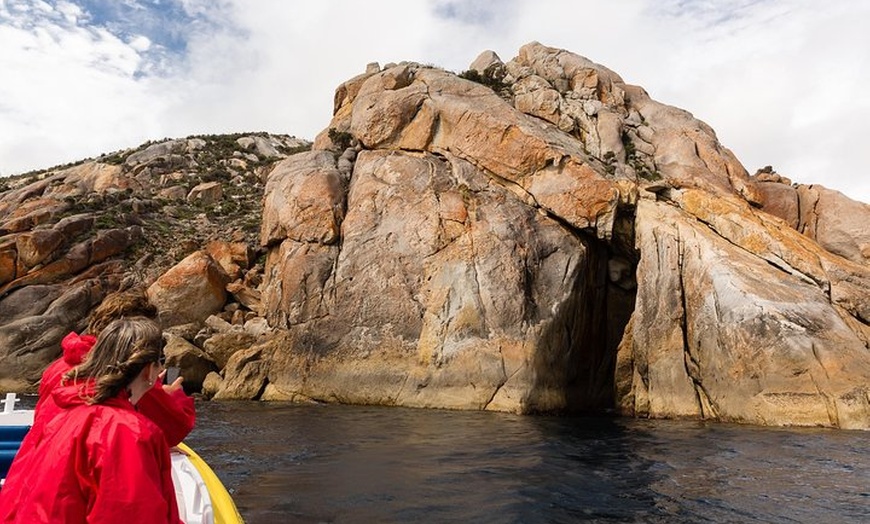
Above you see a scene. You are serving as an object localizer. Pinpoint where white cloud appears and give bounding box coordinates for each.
[128,34,151,52]
[1,0,868,204]
[0,1,166,173]
[649,0,870,202]
[55,0,84,22]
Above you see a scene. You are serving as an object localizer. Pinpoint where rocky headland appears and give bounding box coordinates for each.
[1,42,868,429]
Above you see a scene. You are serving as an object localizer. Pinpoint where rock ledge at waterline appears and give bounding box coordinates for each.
[2,42,869,429]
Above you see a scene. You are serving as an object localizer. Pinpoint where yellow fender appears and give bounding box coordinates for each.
[176,443,245,524]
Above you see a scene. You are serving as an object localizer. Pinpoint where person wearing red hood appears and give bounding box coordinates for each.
[2,289,196,515]
[0,317,183,523]
[32,289,195,448]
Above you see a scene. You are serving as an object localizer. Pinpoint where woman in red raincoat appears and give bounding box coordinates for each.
[0,317,183,523]
[34,289,196,447]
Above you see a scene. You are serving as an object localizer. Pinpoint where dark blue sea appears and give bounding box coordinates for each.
[186,401,869,524]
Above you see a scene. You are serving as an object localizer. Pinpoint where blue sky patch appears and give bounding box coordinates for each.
[77,0,196,53]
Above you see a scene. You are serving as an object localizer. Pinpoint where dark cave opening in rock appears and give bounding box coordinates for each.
[530,205,638,415]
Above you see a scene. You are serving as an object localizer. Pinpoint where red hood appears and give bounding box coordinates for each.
[60,331,97,366]
[52,380,132,410]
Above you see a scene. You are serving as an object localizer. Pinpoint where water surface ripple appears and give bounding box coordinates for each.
[187,401,869,524]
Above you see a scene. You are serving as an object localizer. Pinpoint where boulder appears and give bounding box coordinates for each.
[42,162,128,197]
[147,251,230,327]
[213,344,271,400]
[205,240,252,280]
[53,213,96,239]
[187,181,223,206]
[204,313,233,334]
[796,185,870,266]
[0,243,17,285]
[0,198,68,235]
[125,139,187,166]
[754,179,800,229]
[201,371,223,399]
[469,50,505,78]
[16,229,65,269]
[753,176,870,267]
[202,331,257,369]
[226,279,262,314]
[236,136,283,158]
[164,333,219,393]
[260,151,345,247]
[157,185,188,201]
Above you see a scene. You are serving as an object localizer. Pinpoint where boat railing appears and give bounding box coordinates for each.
[2,393,19,414]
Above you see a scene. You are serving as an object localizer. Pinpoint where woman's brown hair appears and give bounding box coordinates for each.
[65,317,164,404]
[86,288,157,337]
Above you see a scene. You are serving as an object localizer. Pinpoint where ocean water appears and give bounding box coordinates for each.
[186,401,869,524]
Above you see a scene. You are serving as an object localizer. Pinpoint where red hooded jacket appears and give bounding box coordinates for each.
[36,332,95,409]
[33,332,195,446]
[6,332,197,501]
[0,381,183,523]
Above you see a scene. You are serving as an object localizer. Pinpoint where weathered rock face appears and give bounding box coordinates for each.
[239,42,869,428]
[259,149,614,411]
[752,170,870,266]
[616,193,870,429]
[0,278,116,390]
[0,133,309,389]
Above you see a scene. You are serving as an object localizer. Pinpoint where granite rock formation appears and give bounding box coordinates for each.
[0,134,307,390]
[1,43,868,429]
[245,42,869,428]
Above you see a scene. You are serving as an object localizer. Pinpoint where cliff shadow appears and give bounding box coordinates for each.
[528,204,638,414]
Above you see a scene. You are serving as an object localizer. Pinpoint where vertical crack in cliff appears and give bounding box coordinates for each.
[809,342,839,427]
[482,345,511,411]
[795,184,806,235]
[810,341,832,381]
[394,369,415,406]
[811,342,839,426]
[323,242,341,312]
[466,210,489,334]
[692,139,712,173]
[424,154,470,258]
[677,230,719,419]
[797,187,821,238]
[321,155,352,312]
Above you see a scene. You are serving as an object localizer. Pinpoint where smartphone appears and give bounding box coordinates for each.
[163,366,182,385]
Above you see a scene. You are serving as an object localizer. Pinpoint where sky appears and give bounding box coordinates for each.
[1,0,868,203]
